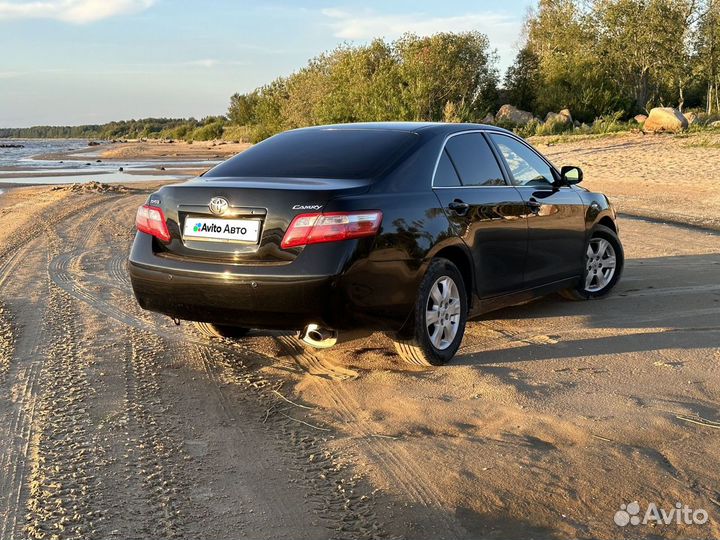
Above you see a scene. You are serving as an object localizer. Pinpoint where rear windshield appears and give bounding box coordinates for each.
[205,129,418,180]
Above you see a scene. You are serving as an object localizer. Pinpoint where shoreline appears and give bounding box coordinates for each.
[0,138,248,187]
[35,139,251,162]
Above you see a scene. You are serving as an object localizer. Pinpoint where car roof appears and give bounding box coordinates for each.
[293,122,513,136]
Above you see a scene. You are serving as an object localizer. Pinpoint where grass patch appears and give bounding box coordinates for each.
[529,131,633,146]
[679,134,720,148]
[221,125,254,143]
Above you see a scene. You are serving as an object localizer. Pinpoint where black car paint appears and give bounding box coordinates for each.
[128,122,617,335]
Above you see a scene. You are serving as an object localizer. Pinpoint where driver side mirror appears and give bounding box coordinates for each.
[560,165,583,185]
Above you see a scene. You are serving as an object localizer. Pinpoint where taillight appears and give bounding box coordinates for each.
[135,204,171,243]
[281,211,383,249]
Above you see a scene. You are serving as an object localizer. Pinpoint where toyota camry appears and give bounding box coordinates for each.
[129,122,623,365]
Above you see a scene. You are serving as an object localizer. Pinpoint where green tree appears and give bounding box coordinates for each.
[395,32,498,121]
[228,92,259,125]
[693,0,720,112]
[190,119,225,141]
[595,0,695,112]
[525,0,619,121]
[281,59,331,128]
[318,40,404,123]
[250,78,289,140]
[504,46,541,112]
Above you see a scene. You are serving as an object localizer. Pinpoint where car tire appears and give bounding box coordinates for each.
[560,224,624,301]
[193,322,251,339]
[393,258,468,366]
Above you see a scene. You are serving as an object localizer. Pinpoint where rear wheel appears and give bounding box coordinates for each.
[560,224,624,300]
[193,322,251,339]
[393,258,468,366]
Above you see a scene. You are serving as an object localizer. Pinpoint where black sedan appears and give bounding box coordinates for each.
[129,122,623,365]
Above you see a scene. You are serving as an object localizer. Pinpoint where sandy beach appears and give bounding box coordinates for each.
[0,134,718,539]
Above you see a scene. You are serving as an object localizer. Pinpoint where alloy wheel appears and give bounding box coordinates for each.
[425,276,461,350]
[584,237,617,292]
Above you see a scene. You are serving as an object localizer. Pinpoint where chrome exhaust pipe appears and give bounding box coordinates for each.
[300,323,338,349]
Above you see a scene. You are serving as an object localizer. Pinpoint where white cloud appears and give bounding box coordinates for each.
[0,0,155,23]
[320,8,522,70]
[184,59,221,68]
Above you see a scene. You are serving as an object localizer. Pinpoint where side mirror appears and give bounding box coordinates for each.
[560,165,583,185]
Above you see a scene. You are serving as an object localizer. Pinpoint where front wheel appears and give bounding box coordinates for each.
[393,258,468,366]
[561,224,624,300]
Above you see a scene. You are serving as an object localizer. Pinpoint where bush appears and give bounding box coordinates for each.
[588,111,627,134]
[224,32,500,141]
[517,118,573,137]
[221,125,253,143]
[189,120,225,141]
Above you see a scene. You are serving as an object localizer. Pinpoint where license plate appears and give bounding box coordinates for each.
[183,217,261,243]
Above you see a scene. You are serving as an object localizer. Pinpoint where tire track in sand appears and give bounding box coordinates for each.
[0,236,53,540]
[23,283,103,540]
[0,196,119,540]
[22,207,133,539]
[0,196,129,540]
[0,194,117,290]
[40,192,389,538]
[0,303,13,380]
[45,196,195,538]
[37,198,189,539]
[0,294,45,539]
[112,327,188,539]
[181,340,384,539]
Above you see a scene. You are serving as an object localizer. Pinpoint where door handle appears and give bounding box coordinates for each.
[527,199,542,214]
[448,200,470,216]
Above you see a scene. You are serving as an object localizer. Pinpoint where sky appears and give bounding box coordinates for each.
[0,0,532,127]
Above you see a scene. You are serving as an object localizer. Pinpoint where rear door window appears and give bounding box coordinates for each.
[433,150,462,187]
[444,133,506,187]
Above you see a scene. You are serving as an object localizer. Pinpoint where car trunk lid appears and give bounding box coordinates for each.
[149,176,372,264]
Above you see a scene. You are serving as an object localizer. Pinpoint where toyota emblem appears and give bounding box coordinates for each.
[209,197,229,215]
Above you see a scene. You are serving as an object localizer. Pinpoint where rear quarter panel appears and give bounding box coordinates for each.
[322,188,455,330]
[324,132,470,330]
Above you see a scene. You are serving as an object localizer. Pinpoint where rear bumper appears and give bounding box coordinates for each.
[130,262,339,329]
[128,233,420,331]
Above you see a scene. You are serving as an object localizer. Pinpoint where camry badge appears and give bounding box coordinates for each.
[209,197,229,215]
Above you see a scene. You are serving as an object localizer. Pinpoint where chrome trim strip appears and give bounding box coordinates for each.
[177,204,267,217]
[429,128,561,189]
[432,185,510,189]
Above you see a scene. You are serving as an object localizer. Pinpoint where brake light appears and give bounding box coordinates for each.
[135,204,171,243]
[281,211,383,249]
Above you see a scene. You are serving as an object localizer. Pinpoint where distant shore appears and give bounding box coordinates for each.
[34,138,251,163]
[0,139,251,187]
